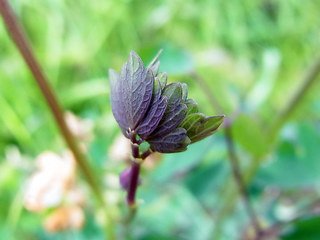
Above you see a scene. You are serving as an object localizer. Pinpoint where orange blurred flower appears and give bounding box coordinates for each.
[44,206,85,233]
[24,150,86,232]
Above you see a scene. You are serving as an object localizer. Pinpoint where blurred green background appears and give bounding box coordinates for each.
[1,0,320,239]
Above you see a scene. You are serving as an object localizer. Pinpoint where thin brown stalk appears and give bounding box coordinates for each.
[191,71,262,238]
[207,58,320,239]
[0,1,114,237]
[267,58,320,142]
[0,0,103,206]
[224,122,262,239]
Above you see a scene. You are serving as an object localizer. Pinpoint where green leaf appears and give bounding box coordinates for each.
[138,184,212,239]
[281,216,320,240]
[179,113,224,143]
[231,114,269,157]
[184,161,227,199]
[138,235,179,240]
[185,99,199,115]
[61,78,109,106]
[162,83,182,105]
[254,123,320,189]
[181,83,188,101]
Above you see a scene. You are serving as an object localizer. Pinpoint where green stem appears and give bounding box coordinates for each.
[224,124,262,238]
[193,59,320,239]
[212,59,320,239]
[192,72,262,238]
[267,58,320,143]
[0,1,115,238]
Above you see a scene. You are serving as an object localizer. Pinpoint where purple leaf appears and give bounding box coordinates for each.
[135,78,168,138]
[150,103,187,138]
[120,51,154,130]
[109,68,129,134]
[156,72,167,89]
[148,128,191,153]
[162,83,183,106]
[148,83,188,138]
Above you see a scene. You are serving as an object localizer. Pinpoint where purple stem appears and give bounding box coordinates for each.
[141,149,151,160]
[131,144,139,158]
[126,161,141,207]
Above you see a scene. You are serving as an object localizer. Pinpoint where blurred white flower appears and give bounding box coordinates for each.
[109,134,131,162]
[24,151,75,211]
[24,150,87,232]
[66,188,86,207]
[44,206,85,233]
[275,202,297,221]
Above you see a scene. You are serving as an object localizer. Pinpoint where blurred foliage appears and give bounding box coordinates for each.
[1,0,320,239]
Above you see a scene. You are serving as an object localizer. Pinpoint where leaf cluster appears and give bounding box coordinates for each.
[109,51,224,153]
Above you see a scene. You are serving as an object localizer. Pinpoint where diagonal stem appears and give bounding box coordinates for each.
[204,58,320,239]
[191,71,262,239]
[0,1,115,237]
[267,58,320,143]
[224,122,262,239]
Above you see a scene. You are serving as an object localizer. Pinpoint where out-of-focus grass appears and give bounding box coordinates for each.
[1,0,320,239]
